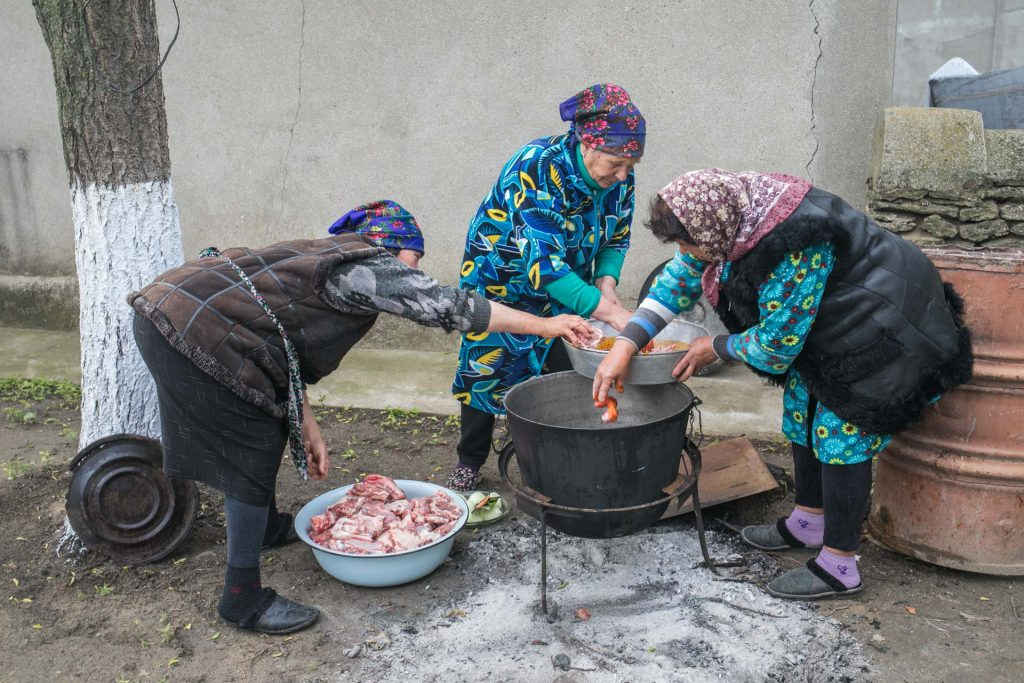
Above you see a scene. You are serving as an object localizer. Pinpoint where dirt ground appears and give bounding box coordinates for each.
[1,382,1022,682]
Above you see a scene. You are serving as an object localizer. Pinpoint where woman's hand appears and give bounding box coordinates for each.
[591,298,633,332]
[592,338,636,402]
[541,314,594,346]
[302,397,329,479]
[672,335,717,382]
[589,278,632,332]
[595,276,622,309]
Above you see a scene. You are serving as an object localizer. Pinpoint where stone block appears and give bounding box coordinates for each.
[871,108,987,195]
[959,218,1009,243]
[1010,222,1024,237]
[925,190,982,206]
[979,235,1024,249]
[921,215,959,239]
[872,212,918,233]
[959,201,999,222]
[1001,203,1024,221]
[869,199,960,219]
[985,130,1024,185]
[983,187,1024,201]
[868,188,927,202]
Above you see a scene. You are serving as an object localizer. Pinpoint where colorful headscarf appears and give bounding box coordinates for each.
[328,200,425,255]
[657,169,812,306]
[559,83,645,158]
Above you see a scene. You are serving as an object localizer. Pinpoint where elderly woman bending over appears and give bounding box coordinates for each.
[594,170,972,600]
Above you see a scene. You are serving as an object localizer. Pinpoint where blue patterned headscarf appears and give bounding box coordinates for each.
[328,200,425,255]
[559,83,646,158]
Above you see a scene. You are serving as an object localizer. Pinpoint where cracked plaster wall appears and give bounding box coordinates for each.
[2,0,895,346]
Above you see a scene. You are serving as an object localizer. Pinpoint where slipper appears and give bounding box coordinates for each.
[766,559,863,600]
[740,518,822,551]
[221,588,320,635]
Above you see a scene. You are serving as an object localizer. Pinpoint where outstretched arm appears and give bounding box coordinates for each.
[322,253,591,344]
[486,299,592,346]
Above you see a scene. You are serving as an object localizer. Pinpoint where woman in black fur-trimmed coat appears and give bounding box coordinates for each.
[593,169,972,600]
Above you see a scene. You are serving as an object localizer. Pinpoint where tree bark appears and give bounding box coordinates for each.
[34,0,183,449]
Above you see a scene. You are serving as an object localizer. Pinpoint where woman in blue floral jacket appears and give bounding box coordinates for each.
[594,169,972,600]
[448,84,645,490]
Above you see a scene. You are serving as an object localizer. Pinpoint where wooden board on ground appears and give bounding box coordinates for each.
[661,437,778,518]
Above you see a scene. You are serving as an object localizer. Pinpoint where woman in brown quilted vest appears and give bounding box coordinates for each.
[130,201,591,634]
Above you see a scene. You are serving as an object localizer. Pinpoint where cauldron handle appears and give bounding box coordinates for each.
[498,443,551,501]
[683,437,718,573]
[497,441,514,486]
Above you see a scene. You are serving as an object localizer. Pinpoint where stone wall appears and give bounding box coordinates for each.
[868,107,1024,248]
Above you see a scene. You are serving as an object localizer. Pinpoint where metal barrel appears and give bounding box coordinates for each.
[868,248,1024,575]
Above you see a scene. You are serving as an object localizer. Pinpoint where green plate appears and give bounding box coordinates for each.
[460,492,511,528]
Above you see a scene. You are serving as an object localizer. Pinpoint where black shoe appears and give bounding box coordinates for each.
[262,511,299,551]
[221,588,319,635]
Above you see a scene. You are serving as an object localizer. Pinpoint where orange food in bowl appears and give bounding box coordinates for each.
[591,336,690,354]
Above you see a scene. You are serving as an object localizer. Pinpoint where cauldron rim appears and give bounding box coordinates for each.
[503,370,696,432]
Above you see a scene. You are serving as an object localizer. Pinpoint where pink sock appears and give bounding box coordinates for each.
[784,508,824,546]
[815,548,861,589]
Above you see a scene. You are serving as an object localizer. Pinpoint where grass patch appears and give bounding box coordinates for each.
[3,456,31,480]
[0,378,81,407]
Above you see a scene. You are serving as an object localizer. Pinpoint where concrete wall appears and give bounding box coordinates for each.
[1,0,896,344]
[894,0,1024,107]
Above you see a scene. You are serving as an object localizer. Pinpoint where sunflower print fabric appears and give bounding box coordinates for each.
[452,134,634,414]
[725,242,891,465]
[643,242,891,465]
[782,371,892,465]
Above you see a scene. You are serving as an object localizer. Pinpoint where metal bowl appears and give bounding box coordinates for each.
[565,318,720,384]
[294,480,469,587]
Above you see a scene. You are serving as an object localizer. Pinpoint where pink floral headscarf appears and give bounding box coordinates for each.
[657,169,812,305]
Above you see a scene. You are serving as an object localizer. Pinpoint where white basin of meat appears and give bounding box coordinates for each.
[294,476,469,587]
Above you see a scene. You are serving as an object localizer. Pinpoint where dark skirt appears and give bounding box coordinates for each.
[134,314,287,505]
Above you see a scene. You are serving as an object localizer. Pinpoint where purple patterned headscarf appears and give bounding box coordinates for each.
[328,200,425,255]
[559,83,645,158]
[658,169,812,306]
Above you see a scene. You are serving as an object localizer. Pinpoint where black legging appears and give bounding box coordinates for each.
[224,495,269,568]
[792,397,873,551]
[456,340,574,469]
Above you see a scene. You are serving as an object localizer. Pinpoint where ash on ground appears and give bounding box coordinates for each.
[350,517,870,682]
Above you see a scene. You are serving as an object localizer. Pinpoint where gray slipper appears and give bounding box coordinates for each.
[766,559,863,600]
[741,518,822,551]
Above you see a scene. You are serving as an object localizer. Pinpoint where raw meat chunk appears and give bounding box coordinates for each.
[307,474,463,556]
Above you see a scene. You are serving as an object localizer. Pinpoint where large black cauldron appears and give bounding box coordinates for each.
[503,371,697,538]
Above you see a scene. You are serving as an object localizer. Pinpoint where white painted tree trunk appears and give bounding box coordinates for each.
[71,179,184,449]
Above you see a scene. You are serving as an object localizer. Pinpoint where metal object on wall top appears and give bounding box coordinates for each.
[66,433,198,565]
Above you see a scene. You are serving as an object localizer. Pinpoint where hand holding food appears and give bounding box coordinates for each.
[543,314,593,346]
[592,338,636,403]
